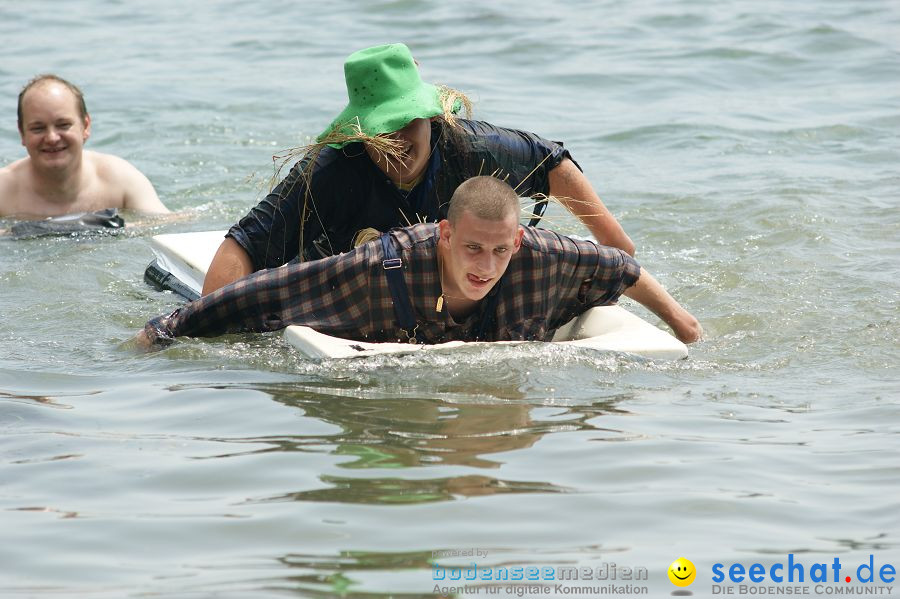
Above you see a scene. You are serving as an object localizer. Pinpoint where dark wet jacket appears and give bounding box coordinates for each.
[227,119,574,269]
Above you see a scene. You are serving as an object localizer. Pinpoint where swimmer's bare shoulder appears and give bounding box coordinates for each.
[89,151,169,214]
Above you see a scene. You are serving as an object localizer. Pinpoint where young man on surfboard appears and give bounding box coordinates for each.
[137,176,701,347]
[201,43,635,295]
[0,74,169,218]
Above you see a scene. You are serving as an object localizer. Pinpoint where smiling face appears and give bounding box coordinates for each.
[438,208,523,305]
[364,117,432,186]
[19,81,91,172]
[667,557,697,587]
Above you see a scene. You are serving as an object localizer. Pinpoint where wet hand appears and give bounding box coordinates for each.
[671,310,703,344]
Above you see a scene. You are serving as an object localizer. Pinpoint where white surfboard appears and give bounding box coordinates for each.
[284,305,687,360]
[147,230,228,297]
[145,231,688,360]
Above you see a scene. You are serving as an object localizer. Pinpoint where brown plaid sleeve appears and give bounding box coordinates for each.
[143,245,377,344]
[492,228,641,341]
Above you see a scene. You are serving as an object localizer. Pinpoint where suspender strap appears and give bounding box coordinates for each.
[379,233,418,338]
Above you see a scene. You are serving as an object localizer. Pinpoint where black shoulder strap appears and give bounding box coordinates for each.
[527,196,548,227]
[379,233,418,341]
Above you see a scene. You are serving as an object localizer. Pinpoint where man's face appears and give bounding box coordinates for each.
[19,82,90,171]
[365,117,431,186]
[439,208,523,303]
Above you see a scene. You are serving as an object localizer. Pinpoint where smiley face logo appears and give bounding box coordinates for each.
[668,557,696,587]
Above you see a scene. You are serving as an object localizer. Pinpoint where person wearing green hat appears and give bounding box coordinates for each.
[201,43,635,295]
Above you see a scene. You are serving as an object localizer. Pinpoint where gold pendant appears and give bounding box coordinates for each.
[435,295,444,313]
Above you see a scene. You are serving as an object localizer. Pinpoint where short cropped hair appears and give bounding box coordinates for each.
[447,176,520,225]
[17,74,89,133]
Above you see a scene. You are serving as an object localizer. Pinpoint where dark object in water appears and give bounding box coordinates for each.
[8,209,126,239]
[143,258,200,302]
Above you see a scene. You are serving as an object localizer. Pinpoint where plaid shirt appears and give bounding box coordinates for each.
[143,224,641,345]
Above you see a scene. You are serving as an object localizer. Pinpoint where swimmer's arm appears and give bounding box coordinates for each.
[548,158,635,256]
[92,152,170,214]
[202,237,253,295]
[623,267,702,343]
[121,163,170,214]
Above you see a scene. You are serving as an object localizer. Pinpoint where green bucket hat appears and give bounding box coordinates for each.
[317,43,445,147]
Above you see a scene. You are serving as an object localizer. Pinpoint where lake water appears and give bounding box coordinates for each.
[1,1,898,597]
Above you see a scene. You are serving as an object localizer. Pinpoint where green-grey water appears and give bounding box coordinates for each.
[1,1,898,597]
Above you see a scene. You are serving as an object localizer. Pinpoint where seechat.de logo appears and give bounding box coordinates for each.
[711,554,896,585]
[668,557,697,587]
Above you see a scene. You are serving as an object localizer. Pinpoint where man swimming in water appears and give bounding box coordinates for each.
[138,176,701,347]
[0,74,169,218]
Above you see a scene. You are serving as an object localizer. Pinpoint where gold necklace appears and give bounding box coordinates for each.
[435,251,445,313]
